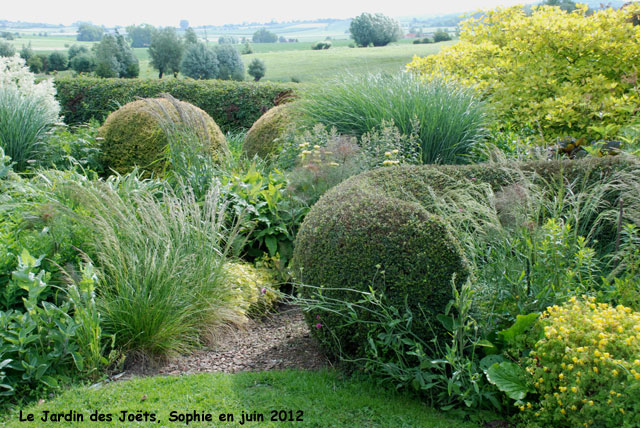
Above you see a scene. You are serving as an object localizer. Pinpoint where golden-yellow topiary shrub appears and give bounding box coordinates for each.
[406,4,640,143]
[98,96,227,175]
[243,103,292,158]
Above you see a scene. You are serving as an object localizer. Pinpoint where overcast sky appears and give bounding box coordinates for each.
[4,0,530,27]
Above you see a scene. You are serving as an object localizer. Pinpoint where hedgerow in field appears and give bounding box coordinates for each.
[407,4,640,142]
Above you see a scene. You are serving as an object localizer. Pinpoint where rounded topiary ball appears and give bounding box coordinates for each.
[292,167,469,360]
[99,97,227,175]
[243,103,292,159]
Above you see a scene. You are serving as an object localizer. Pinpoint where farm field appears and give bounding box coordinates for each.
[235,41,453,82]
[6,33,452,82]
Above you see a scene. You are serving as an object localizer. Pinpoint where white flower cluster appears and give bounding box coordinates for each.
[0,54,60,122]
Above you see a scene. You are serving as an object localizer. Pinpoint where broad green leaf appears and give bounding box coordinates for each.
[498,313,539,345]
[485,362,532,401]
[264,235,278,256]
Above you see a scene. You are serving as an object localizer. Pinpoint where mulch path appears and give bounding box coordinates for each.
[120,304,329,379]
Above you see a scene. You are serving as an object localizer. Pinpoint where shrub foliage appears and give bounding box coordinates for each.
[54,76,294,131]
[406,4,640,142]
[349,13,402,47]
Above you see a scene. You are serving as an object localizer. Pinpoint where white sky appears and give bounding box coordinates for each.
[4,0,529,27]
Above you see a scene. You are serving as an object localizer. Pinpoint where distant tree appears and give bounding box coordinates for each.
[27,55,44,73]
[542,0,577,11]
[47,51,68,71]
[241,41,253,54]
[218,36,238,44]
[94,34,139,78]
[1,32,14,40]
[19,44,34,61]
[0,41,16,57]
[252,28,278,43]
[77,24,104,41]
[70,53,95,73]
[115,34,139,77]
[68,44,89,60]
[433,29,452,42]
[126,24,156,48]
[180,42,218,79]
[184,28,199,46]
[213,44,244,81]
[149,27,184,78]
[349,13,402,47]
[247,58,265,81]
[180,20,189,30]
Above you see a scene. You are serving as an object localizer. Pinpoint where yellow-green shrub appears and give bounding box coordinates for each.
[224,262,278,317]
[406,4,640,143]
[521,297,640,427]
[243,103,292,158]
[98,97,227,175]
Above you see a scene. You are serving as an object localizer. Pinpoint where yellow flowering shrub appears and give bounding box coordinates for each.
[224,262,278,317]
[522,297,640,427]
[406,4,640,143]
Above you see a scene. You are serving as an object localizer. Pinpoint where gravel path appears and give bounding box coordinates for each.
[153,305,329,376]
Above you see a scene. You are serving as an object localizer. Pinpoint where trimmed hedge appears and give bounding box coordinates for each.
[243,103,293,158]
[54,77,295,132]
[293,157,640,359]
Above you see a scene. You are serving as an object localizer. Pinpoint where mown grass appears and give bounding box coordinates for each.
[1,370,479,428]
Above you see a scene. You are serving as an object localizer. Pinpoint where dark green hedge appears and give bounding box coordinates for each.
[54,77,296,132]
[293,156,640,360]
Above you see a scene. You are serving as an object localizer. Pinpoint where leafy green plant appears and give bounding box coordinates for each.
[298,72,488,164]
[222,164,307,266]
[0,251,112,405]
[40,121,103,173]
[295,278,501,413]
[0,147,12,179]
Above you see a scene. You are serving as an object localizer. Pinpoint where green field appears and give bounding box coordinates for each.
[5,31,451,82]
[238,41,452,82]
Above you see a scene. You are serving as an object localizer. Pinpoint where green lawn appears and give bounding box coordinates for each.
[1,370,478,428]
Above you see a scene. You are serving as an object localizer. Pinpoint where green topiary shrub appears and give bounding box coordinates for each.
[293,157,640,360]
[243,103,293,158]
[98,97,227,175]
[292,170,470,359]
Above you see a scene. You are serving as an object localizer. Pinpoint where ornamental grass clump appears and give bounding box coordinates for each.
[298,72,488,164]
[521,297,640,428]
[0,55,60,171]
[61,179,245,360]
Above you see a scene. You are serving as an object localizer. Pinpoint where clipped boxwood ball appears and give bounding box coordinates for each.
[243,103,292,158]
[292,168,469,360]
[99,97,227,175]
